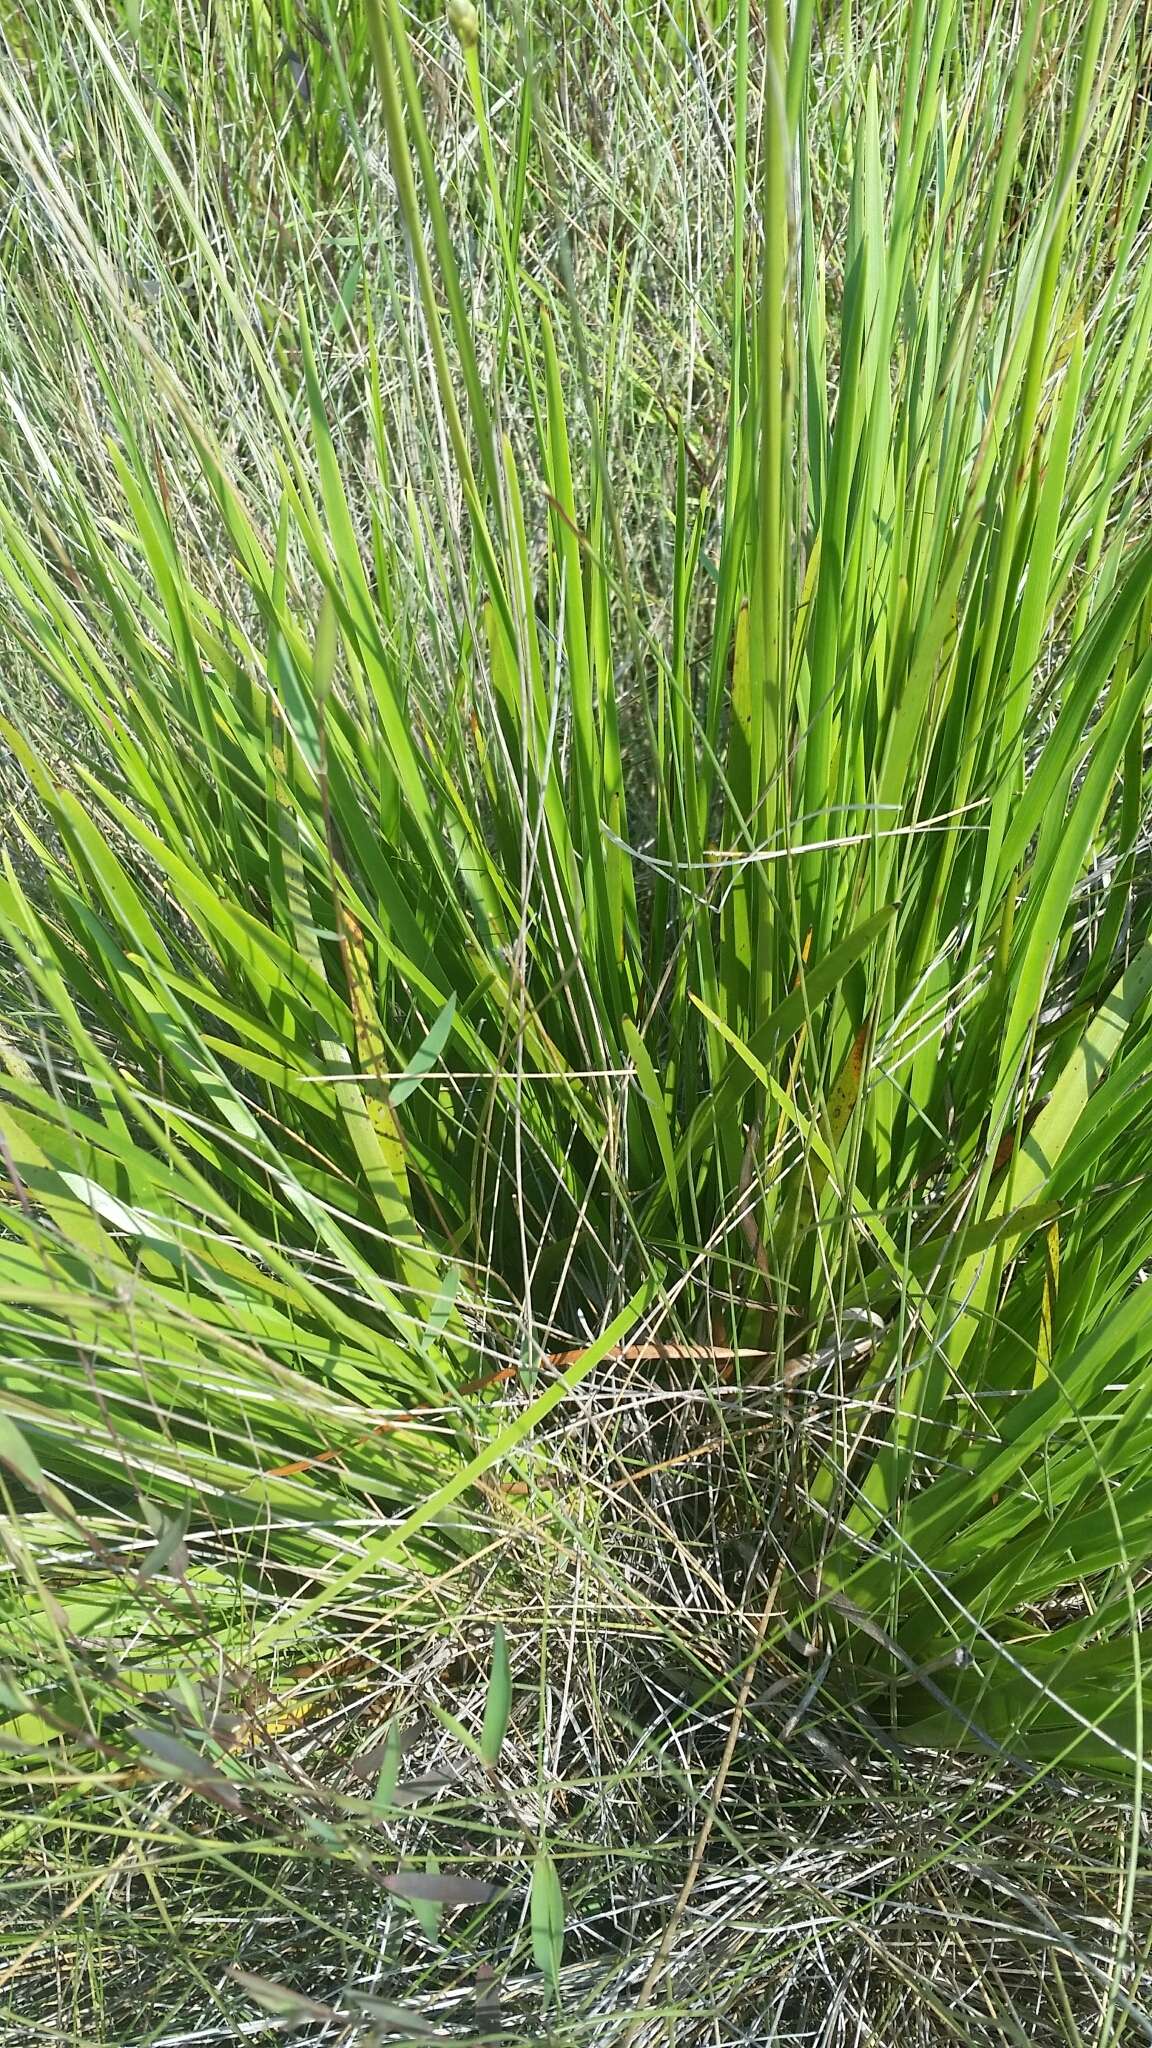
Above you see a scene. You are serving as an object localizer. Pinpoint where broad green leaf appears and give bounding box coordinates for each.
[371,1723,405,1815]
[228,1971,340,2024]
[346,1995,441,2038]
[390,995,458,1106]
[530,1848,565,2002]
[383,1869,494,1906]
[480,1623,512,1769]
[0,1415,45,1493]
[137,1503,192,1584]
[623,1020,682,1227]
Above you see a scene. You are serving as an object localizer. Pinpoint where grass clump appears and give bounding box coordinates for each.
[3,0,1152,2038]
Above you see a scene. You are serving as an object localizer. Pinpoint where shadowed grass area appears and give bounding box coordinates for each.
[3,0,1152,2039]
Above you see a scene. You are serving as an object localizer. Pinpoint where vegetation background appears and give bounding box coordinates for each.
[3,0,1152,2041]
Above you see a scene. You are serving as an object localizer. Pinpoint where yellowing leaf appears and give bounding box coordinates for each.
[809,1018,871,1205]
